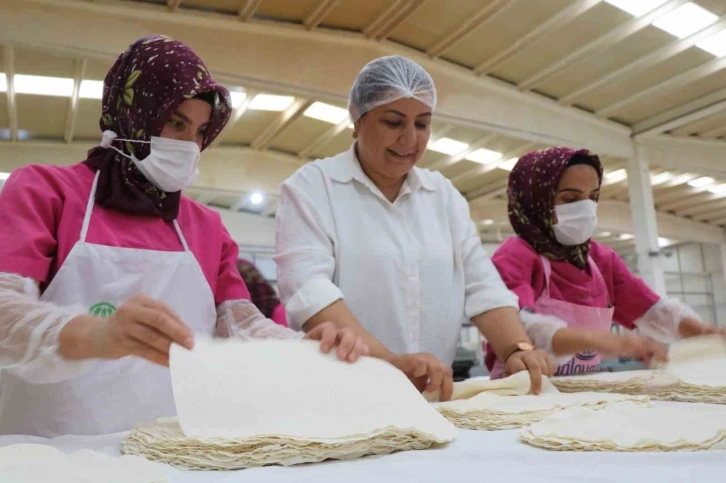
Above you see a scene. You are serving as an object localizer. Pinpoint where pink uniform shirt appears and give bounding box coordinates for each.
[0,163,250,305]
[491,237,660,329]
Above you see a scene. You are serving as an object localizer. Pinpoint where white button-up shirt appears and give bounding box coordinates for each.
[275,145,519,364]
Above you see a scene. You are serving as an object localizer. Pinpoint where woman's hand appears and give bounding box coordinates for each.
[503,349,555,395]
[595,333,668,363]
[385,353,454,401]
[679,318,726,338]
[60,294,195,366]
[304,321,369,363]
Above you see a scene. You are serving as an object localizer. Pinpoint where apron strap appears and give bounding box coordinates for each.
[538,255,553,297]
[586,256,612,306]
[80,171,101,243]
[173,220,191,252]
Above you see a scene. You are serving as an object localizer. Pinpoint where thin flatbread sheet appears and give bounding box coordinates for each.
[122,339,456,469]
[0,444,168,483]
[521,402,726,452]
[432,372,650,430]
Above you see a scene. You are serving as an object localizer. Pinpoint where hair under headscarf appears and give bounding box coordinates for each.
[236,259,280,319]
[83,34,232,221]
[507,147,603,269]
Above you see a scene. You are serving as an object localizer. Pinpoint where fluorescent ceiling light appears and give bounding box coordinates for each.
[79,80,104,100]
[250,192,264,205]
[14,74,74,97]
[248,93,295,111]
[670,173,696,185]
[687,176,714,188]
[0,172,10,181]
[650,171,674,185]
[428,137,469,155]
[619,233,634,240]
[0,73,6,93]
[229,90,247,109]
[658,237,673,247]
[653,3,718,39]
[465,148,502,165]
[497,157,519,171]
[481,219,495,226]
[604,168,627,183]
[604,0,669,17]
[708,183,726,194]
[598,232,612,237]
[304,102,349,124]
[697,28,726,57]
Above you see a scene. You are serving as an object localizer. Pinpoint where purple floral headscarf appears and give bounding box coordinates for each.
[84,34,232,221]
[507,147,603,269]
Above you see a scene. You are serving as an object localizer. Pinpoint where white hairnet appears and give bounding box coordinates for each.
[348,55,437,121]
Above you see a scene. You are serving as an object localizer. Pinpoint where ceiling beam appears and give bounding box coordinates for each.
[658,189,724,213]
[364,0,426,41]
[167,0,182,12]
[636,136,726,180]
[426,133,499,172]
[699,124,726,140]
[304,0,339,30]
[239,0,263,21]
[475,0,601,76]
[674,195,726,217]
[465,176,508,200]
[634,98,726,138]
[251,99,312,151]
[3,45,17,142]
[597,55,726,119]
[297,118,350,159]
[261,199,279,217]
[518,0,689,91]
[632,86,726,135]
[653,185,704,206]
[450,141,538,187]
[694,206,726,223]
[426,0,515,59]
[561,15,726,107]
[2,0,634,158]
[64,58,86,144]
[210,88,257,148]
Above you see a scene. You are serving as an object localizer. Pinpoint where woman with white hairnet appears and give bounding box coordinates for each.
[275,56,554,401]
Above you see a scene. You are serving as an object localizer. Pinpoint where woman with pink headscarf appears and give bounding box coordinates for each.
[487,147,723,378]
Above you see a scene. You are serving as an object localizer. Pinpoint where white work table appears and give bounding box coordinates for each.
[2,416,726,483]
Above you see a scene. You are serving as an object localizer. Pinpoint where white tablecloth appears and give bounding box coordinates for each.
[2,421,726,483]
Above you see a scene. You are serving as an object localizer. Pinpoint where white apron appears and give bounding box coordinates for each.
[0,171,216,436]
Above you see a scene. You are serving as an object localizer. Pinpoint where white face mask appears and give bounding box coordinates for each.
[553,199,598,246]
[101,130,200,192]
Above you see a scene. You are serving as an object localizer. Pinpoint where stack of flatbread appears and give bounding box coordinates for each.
[121,340,457,470]
[551,336,726,404]
[0,444,167,483]
[520,401,726,452]
[429,372,650,430]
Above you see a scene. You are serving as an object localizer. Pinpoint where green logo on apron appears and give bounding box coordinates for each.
[89,302,117,318]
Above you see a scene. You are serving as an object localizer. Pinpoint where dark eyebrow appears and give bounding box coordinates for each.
[170,111,191,123]
[383,109,433,118]
[557,188,583,194]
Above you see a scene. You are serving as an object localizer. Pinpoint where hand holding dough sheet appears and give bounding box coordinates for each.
[520,402,726,452]
[122,339,456,470]
[0,444,168,483]
[431,372,650,430]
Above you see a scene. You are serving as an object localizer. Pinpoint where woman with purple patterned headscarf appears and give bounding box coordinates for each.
[486,147,723,378]
[0,35,366,436]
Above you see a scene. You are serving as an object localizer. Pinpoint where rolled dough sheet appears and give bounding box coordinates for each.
[666,335,726,388]
[122,339,456,470]
[0,444,168,483]
[432,372,650,430]
[520,401,726,451]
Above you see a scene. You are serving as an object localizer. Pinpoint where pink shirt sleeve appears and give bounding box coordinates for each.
[0,166,62,282]
[597,244,660,329]
[214,225,251,305]
[491,237,544,309]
